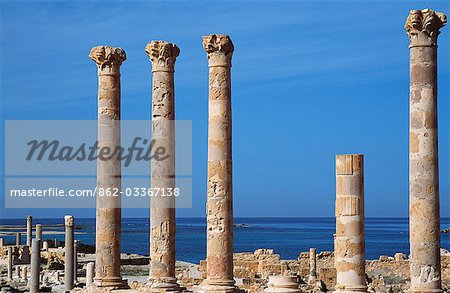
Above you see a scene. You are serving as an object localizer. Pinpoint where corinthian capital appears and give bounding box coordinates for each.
[202,34,234,67]
[89,46,126,72]
[145,41,180,72]
[405,9,447,47]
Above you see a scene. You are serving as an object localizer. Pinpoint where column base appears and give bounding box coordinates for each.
[265,276,301,293]
[93,277,129,289]
[147,277,185,292]
[333,286,367,293]
[198,278,241,293]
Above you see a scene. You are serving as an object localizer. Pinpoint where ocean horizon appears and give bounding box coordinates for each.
[1,217,449,263]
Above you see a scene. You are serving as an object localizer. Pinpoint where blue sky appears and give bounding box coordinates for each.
[0,1,449,219]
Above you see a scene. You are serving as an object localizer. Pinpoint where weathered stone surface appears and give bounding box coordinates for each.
[90,45,127,289]
[264,275,301,292]
[200,34,237,293]
[16,232,21,246]
[7,246,13,281]
[64,215,74,291]
[26,216,32,247]
[86,262,95,287]
[405,9,447,47]
[145,40,181,292]
[308,248,317,285]
[30,239,41,293]
[406,8,446,293]
[334,154,367,293]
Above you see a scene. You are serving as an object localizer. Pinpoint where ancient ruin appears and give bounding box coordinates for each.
[35,224,42,243]
[26,216,32,247]
[308,248,317,286]
[64,215,74,291]
[335,154,367,292]
[89,45,127,289]
[30,239,41,293]
[405,8,447,292]
[145,40,181,292]
[200,34,237,293]
[0,8,448,293]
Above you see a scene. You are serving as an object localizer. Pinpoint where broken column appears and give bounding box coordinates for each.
[0,238,4,247]
[16,232,21,246]
[86,262,95,287]
[308,248,317,285]
[145,40,181,291]
[16,266,20,279]
[264,276,301,293]
[74,240,78,283]
[334,154,367,292]
[7,246,13,281]
[89,45,126,288]
[64,215,74,291]
[26,215,32,247]
[30,239,41,293]
[405,9,447,292]
[43,241,48,251]
[21,266,28,282]
[35,224,42,241]
[201,34,236,292]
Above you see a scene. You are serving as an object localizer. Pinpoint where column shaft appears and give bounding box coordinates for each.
[203,34,236,292]
[86,262,95,287]
[74,240,78,283]
[30,239,41,293]
[89,46,126,288]
[64,215,74,291]
[308,248,317,285]
[145,40,180,291]
[335,154,366,292]
[22,266,28,281]
[26,216,32,247]
[36,224,42,241]
[405,9,446,292]
[7,246,13,281]
[16,232,21,246]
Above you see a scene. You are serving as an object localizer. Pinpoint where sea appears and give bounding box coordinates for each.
[1,217,449,264]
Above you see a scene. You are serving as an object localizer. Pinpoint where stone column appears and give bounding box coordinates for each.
[22,266,28,282]
[201,34,236,293]
[26,216,32,247]
[405,9,447,292]
[36,224,42,241]
[43,241,48,251]
[334,154,366,292]
[86,262,95,287]
[0,238,4,247]
[16,232,21,246]
[7,246,13,281]
[64,215,74,291]
[308,248,317,285]
[30,239,41,293]
[74,240,78,283]
[145,40,181,291]
[16,266,21,279]
[89,46,126,289]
